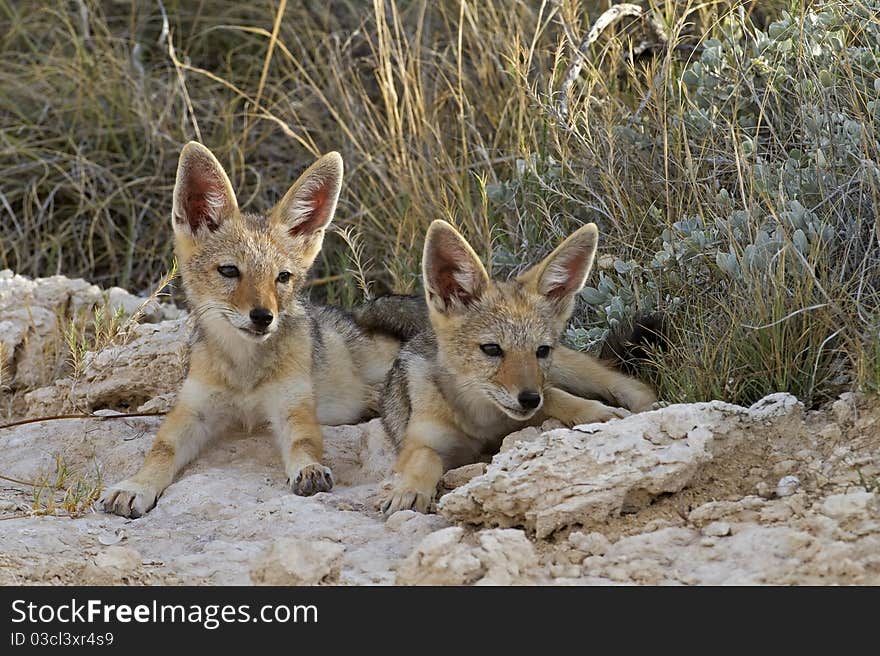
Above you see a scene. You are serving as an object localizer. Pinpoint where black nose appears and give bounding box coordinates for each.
[249,307,274,328]
[518,390,541,410]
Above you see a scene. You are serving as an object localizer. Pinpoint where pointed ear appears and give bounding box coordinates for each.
[273,152,343,239]
[519,223,598,301]
[422,220,490,314]
[172,142,237,238]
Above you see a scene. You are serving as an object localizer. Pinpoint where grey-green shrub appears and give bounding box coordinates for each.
[530,1,880,405]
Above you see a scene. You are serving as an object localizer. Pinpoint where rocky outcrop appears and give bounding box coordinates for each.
[1,273,879,586]
[0,415,423,585]
[0,269,178,398]
[395,527,539,585]
[1,270,104,390]
[250,538,346,585]
[24,317,189,416]
[438,394,802,538]
[551,489,880,584]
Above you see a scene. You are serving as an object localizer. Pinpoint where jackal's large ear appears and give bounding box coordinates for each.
[273,152,343,241]
[423,220,490,314]
[172,142,238,239]
[519,223,598,303]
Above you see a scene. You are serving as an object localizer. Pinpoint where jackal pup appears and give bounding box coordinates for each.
[101,142,398,518]
[381,220,656,514]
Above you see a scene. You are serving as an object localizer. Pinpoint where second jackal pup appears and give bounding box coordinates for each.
[101,142,399,518]
[381,220,656,515]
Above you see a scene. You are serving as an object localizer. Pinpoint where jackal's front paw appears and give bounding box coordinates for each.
[380,486,434,516]
[567,400,630,427]
[288,464,334,496]
[100,480,159,518]
[615,384,658,413]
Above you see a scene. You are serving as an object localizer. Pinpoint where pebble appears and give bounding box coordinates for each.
[702,521,731,537]
[568,531,612,557]
[831,395,854,424]
[776,475,801,498]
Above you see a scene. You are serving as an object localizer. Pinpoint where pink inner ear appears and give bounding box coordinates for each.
[435,263,474,305]
[288,182,331,238]
[428,231,483,306]
[178,164,229,233]
[545,253,585,299]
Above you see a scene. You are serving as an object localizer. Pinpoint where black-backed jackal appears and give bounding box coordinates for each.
[379,220,656,515]
[101,143,399,517]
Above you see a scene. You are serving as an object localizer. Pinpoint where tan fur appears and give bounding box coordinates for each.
[381,220,656,515]
[100,142,389,518]
[550,345,656,412]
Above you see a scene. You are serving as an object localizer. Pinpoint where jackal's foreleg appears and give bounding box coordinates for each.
[539,386,630,427]
[272,394,333,496]
[101,380,222,518]
[381,417,456,516]
[550,346,656,411]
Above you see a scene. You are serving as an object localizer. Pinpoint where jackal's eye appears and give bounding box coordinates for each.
[217,265,240,279]
[536,345,551,359]
[480,343,503,357]
[277,271,291,284]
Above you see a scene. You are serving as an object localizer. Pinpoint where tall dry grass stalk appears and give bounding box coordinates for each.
[2,0,879,406]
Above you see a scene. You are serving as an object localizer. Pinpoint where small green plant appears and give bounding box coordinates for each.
[31,454,102,518]
[0,342,7,394]
[58,260,178,391]
[334,227,375,302]
[62,315,89,380]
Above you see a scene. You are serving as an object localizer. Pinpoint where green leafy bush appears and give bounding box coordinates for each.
[540,1,880,405]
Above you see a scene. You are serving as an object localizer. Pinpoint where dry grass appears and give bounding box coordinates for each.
[2,0,879,407]
[0,453,102,519]
[30,453,103,518]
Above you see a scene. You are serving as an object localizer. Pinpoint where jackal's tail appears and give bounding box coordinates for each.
[599,313,667,375]
[352,294,429,342]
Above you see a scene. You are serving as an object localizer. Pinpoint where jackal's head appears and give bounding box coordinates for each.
[171,142,342,343]
[423,220,598,420]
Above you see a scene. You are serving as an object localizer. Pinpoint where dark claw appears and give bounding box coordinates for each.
[289,465,333,496]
